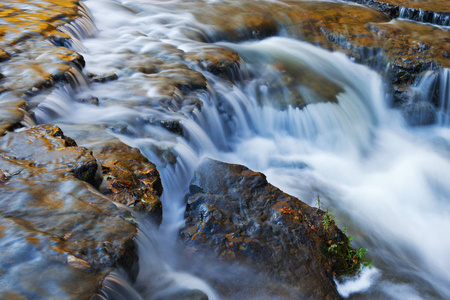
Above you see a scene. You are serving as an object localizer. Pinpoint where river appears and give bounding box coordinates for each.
[34,0,450,299]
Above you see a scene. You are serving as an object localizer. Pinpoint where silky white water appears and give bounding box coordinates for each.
[33,0,450,299]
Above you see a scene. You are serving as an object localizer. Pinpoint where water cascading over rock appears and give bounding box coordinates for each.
[1,0,450,299]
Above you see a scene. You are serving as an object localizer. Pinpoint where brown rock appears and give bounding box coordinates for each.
[54,124,164,223]
[94,142,163,224]
[191,3,279,42]
[185,46,242,81]
[181,159,361,299]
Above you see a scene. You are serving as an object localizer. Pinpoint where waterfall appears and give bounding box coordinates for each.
[406,68,450,126]
[32,0,450,299]
[437,69,450,125]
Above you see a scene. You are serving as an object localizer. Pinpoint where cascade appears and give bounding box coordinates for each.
[32,0,450,299]
[406,68,450,126]
[55,1,97,52]
[437,69,450,126]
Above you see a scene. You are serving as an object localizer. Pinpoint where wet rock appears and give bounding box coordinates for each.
[254,60,342,110]
[343,0,450,26]
[91,51,208,113]
[0,49,10,62]
[152,288,209,300]
[185,46,242,81]
[52,124,164,222]
[342,0,400,19]
[0,125,138,299]
[0,124,101,187]
[369,19,450,83]
[88,72,119,83]
[402,101,436,126]
[180,159,362,299]
[190,3,279,42]
[0,99,27,134]
[0,0,89,132]
[78,95,100,106]
[158,119,184,135]
[94,142,163,224]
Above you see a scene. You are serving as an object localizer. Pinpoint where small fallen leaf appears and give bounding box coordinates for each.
[280,207,293,214]
[0,171,11,183]
[224,233,235,239]
[68,255,93,272]
[140,178,155,187]
[140,168,156,175]
[115,180,133,188]
[106,181,121,194]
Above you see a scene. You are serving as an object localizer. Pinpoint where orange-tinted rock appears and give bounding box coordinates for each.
[184,46,242,81]
[94,142,163,224]
[0,0,89,134]
[191,3,279,42]
[53,124,164,223]
[0,125,137,299]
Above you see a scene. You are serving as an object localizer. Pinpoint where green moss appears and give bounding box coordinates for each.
[315,194,373,277]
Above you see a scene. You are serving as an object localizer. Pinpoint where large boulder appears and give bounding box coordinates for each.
[180,159,363,299]
[0,125,138,299]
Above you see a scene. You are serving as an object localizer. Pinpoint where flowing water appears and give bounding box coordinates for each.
[33,0,450,299]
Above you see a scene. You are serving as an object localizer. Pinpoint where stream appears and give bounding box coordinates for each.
[34,0,450,299]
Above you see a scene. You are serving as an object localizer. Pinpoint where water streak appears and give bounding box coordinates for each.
[33,0,450,298]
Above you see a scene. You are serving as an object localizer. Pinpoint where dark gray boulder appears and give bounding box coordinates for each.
[180,158,362,299]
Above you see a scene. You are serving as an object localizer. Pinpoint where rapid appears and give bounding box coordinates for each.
[33,0,450,299]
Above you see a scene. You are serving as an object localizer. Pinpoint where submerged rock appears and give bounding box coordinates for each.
[402,101,436,126]
[184,46,242,81]
[0,125,138,299]
[180,159,362,299]
[151,288,209,300]
[87,72,119,83]
[191,3,279,42]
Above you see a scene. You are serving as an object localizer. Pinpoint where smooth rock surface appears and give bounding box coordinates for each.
[0,125,138,299]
